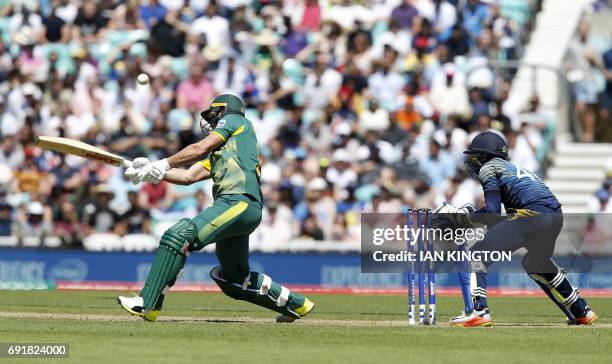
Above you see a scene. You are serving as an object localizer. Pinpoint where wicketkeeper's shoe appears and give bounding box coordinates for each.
[568,309,598,325]
[117,294,160,322]
[450,308,493,327]
[276,298,315,323]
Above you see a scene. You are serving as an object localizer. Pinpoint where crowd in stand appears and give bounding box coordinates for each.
[0,0,562,249]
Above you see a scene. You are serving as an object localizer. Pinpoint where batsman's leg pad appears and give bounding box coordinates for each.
[522,255,588,320]
[210,266,305,319]
[141,218,199,309]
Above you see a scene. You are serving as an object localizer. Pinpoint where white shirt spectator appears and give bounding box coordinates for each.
[213,59,248,95]
[56,1,78,24]
[430,68,470,117]
[424,0,457,34]
[260,161,282,185]
[434,178,480,207]
[433,127,469,157]
[65,113,95,138]
[247,108,284,146]
[368,70,405,111]
[1,110,21,136]
[10,11,42,37]
[360,106,390,131]
[373,29,412,58]
[326,150,358,189]
[190,15,230,51]
[303,68,342,110]
[255,204,296,251]
[510,133,539,174]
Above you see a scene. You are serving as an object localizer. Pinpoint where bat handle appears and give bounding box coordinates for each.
[122,159,133,168]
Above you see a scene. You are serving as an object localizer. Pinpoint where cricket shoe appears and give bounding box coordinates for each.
[276,298,315,323]
[568,309,598,325]
[117,294,160,322]
[450,308,493,327]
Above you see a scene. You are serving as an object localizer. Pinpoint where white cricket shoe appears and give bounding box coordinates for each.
[117,294,159,321]
[450,308,493,327]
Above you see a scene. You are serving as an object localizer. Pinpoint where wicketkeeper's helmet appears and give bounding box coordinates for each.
[463,131,508,176]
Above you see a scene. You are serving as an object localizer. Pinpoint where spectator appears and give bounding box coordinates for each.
[303,51,342,110]
[140,0,167,28]
[598,45,612,138]
[84,185,121,234]
[56,0,78,25]
[120,191,151,235]
[42,7,68,43]
[13,147,50,196]
[326,149,358,190]
[419,140,456,188]
[190,2,230,52]
[567,20,600,142]
[14,201,53,239]
[298,0,321,32]
[430,64,471,117]
[54,198,84,246]
[445,25,470,58]
[0,203,12,236]
[368,48,404,110]
[462,0,490,39]
[300,214,324,241]
[176,65,214,111]
[391,0,419,30]
[149,10,187,57]
[72,1,107,42]
[360,99,390,131]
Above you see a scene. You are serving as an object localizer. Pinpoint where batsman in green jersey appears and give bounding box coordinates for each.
[118,94,315,322]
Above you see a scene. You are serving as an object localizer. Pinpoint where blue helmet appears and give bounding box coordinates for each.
[463,131,508,175]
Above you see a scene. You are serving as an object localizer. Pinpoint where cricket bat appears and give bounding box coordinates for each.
[35,136,132,168]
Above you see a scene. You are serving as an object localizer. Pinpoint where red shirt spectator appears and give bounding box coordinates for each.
[300,0,321,32]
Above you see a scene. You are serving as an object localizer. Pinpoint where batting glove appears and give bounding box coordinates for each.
[124,157,151,185]
[138,158,170,184]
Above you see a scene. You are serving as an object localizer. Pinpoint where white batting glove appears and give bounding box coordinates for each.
[133,157,151,168]
[125,167,140,185]
[124,157,151,185]
[137,158,170,185]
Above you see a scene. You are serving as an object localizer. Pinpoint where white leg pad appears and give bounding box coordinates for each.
[277,286,290,306]
[259,274,272,295]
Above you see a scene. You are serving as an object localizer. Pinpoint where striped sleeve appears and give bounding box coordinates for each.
[478,159,505,192]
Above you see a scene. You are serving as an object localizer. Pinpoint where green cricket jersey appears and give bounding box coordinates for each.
[199,114,262,205]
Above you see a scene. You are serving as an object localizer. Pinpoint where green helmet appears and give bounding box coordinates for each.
[200,94,245,133]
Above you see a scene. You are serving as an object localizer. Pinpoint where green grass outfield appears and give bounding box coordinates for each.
[0,290,610,363]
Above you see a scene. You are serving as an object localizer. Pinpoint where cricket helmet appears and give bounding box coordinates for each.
[463,131,508,176]
[200,94,245,133]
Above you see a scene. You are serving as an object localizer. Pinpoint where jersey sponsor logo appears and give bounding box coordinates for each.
[217,119,226,128]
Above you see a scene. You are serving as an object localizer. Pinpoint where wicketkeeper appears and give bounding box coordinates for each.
[117,94,315,322]
[440,132,597,327]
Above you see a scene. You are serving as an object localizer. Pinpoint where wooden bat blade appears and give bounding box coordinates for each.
[35,136,130,167]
